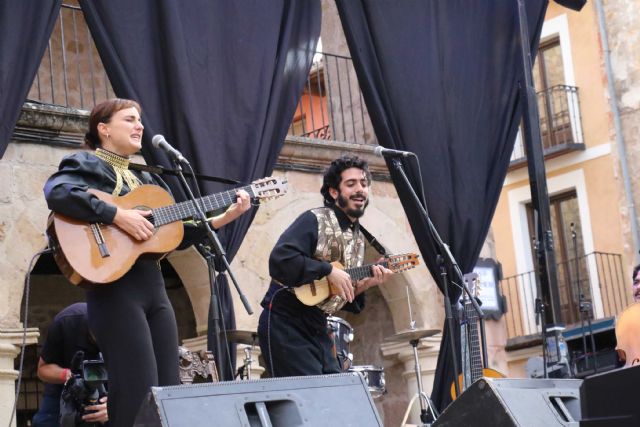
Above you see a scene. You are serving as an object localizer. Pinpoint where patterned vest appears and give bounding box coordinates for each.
[311,207,365,313]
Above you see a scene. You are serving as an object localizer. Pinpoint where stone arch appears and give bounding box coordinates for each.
[166,246,214,338]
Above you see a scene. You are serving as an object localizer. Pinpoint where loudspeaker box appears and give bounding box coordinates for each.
[433,378,582,426]
[134,372,382,427]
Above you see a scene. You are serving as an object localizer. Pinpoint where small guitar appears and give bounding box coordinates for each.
[450,272,504,399]
[47,177,287,286]
[293,253,420,314]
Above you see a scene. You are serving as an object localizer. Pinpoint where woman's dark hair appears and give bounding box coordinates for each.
[84,98,141,149]
[633,264,640,282]
[321,155,371,207]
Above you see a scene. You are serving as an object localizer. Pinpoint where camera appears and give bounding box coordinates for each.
[60,351,108,427]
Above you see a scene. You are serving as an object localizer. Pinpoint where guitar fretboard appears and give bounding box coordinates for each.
[464,298,483,382]
[345,261,389,282]
[150,185,254,227]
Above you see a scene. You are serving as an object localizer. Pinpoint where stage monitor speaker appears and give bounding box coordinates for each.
[580,365,640,426]
[134,372,382,427]
[432,378,582,427]
[553,0,587,11]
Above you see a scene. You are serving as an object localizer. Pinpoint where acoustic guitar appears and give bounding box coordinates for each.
[293,253,420,314]
[450,272,504,399]
[47,177,287,286]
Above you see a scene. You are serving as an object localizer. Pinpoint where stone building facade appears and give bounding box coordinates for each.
[603,0,640,260]
[0,104,454,426]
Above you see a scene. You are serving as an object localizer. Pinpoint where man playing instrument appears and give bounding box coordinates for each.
[257,155,393,377]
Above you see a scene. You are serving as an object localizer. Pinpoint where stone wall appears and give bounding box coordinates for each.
[0,103,450,426]
[602,0,640,262]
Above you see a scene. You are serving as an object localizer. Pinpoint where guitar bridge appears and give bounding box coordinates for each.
[90,223,110,258]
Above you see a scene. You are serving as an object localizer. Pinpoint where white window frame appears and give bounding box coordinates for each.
[511,14,583,162]
[508,169,604,334]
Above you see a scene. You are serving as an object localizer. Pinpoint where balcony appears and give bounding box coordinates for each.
[26,3,114,111]
[510,85,585,167]
[288,52,373,145]
[499,252,630,342]
[19,3,374,150]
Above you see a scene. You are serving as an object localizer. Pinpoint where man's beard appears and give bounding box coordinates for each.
[337,192,368,218]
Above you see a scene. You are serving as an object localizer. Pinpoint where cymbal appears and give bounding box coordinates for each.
[226,330,259,345]
[384,329,440,343]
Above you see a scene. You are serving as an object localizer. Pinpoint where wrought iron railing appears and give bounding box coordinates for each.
[25,5,373,146]
[27,3,115,110]
[288,52,373,145]
[500,252,630,340]
[510,85,584,163]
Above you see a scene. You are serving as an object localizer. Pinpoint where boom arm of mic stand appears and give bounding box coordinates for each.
[390,157,490,377]
[172,161,253,315]
[388,157,461,398]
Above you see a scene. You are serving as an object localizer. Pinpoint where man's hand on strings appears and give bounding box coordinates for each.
[327,267,355,302]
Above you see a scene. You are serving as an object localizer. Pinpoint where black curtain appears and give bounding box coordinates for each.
[335,0,547,411]
[0,0,62,158]
[79,0,321,379]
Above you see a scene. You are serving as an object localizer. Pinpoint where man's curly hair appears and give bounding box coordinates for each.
[320,155,371,207]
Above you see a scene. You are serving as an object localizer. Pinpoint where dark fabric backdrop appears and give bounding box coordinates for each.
[0,0,62,158]
[335,0,548,411]
[79,0,321,379]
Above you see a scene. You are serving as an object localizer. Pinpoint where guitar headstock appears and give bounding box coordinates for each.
[464,272,480,298]
[250,177,288,202]
[386,253,420,273]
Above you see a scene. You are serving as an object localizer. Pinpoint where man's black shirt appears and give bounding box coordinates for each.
[261,206,365,331]
[40,303,100,398]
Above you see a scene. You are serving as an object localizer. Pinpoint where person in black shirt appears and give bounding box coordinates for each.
[32,303,106,426]
[43,99,251,426]
[257,155,392,377]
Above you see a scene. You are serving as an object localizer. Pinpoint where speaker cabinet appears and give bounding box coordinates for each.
[433,378,582,427]
[580,365,640,426]
[553,0,587,11]
[134,373,382,427]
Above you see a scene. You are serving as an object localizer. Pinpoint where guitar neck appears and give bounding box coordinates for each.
[152,185,254,226]
[464,300,483,382]
[345,260,388,282]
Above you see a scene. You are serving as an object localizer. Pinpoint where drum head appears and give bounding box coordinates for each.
[349,365,386,398]
[327,316,353,329]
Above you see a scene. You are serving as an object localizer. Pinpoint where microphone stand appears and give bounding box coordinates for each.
[572,223,597,376]
[388,156,489,401]
[170,158,253,381]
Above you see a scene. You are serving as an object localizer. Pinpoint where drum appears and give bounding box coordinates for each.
[349,365,386,398]
[327,316,354,371]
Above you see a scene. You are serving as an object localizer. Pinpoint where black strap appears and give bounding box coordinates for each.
[359,225,387,256]
[128,162,242,185]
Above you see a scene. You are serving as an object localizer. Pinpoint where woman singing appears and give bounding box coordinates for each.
[44,98,250,426]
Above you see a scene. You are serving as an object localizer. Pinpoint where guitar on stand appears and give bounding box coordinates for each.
[450,272,504,399]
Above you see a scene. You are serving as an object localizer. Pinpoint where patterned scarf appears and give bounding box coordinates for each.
[94,148,142,196]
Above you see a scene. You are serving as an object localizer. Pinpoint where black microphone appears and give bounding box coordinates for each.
[373,146,415,158]
[151,134,189,164]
